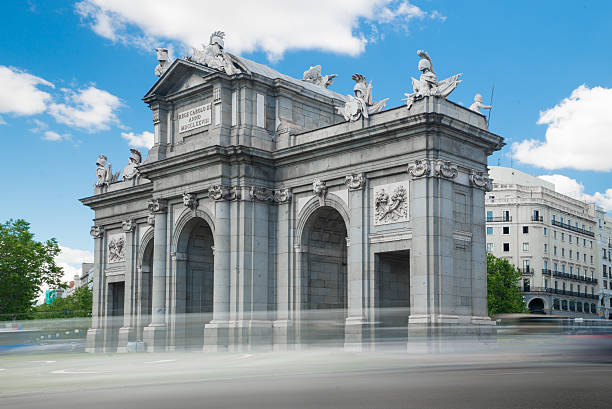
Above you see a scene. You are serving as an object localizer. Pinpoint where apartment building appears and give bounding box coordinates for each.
[486,167,600,318]
[596,210,612,319]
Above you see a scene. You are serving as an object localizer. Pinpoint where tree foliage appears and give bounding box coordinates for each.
[0,219,65,320]
[33,284,93,319]
[487,253,526,315]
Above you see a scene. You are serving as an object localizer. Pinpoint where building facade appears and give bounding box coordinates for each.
[486,167,603,317]
[595,210,612,319]
[81,39,503,352]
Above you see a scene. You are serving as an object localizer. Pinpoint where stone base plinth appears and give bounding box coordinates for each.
[204,321,229,351]
[143,324,167,352]
[344,316,371,352]
[117,326,136,353]
[85,328,104,353]
[229,320,273,352]
[272,320,294,351]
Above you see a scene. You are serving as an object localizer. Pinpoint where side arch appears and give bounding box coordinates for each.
[137,226,155,269]
[295,193,350,248]
[172,207,216,254]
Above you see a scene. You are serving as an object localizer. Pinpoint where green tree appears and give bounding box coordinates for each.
[33,284,93,319]
[0,219,65,320]
[487,253,526,315]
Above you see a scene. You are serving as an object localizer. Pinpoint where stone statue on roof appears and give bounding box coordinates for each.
[95,154,120,190]
[302,65,337,88]
[469,93,492,114]
[187,31,239,76]
[337,74,389,122]
[154,48,171,77]
[403,50,462,110]
[122,148,142,182]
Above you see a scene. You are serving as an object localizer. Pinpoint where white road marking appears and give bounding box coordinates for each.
[497,371,546,375]
[144,359,176,364]
[51,369,98,374]
[0,369,7,371]
[236,354,254,359]
[28,360,56,364]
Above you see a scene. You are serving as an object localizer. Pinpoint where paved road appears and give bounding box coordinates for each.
[1,348,612,409]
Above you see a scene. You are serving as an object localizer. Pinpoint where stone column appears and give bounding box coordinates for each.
[118,220,137,352]
[344,174,369,350]
[86,226,105,353]
[143,200,168,351]
[205,187,231,351]
[273,189,294,349]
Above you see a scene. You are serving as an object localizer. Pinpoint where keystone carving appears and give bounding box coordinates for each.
[147,213,155,226]
[121,219,135,232]
[407,159,431,178]
[313,178,327,206]
[469,170,493,191]
[434,160,458,179]
[183,193,198,210]
[345,173,367,190]
[90,225,104,238]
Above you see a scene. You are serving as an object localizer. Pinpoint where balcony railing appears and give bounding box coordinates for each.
[551,271,597,284]
[522,287,599,299]
[551,220,595,237]
[542,269,552,276]
[531,216,544,222]
[519,267,534,275]
[487,216,512,222]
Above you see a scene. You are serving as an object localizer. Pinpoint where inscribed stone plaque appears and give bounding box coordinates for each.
[178,103,211,133]
[374,181,409,225]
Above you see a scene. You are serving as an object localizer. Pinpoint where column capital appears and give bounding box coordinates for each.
[469,169,493,191]
[273,187,292,204]
[434,160,458,179]
[345,173,367,190]
[148,198,168,213]
[90,225,104,238]
[121,219,136,232]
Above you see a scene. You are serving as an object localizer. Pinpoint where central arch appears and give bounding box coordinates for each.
[300,205,348,345]
[174,216,215,349]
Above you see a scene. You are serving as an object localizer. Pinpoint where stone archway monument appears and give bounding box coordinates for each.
[80,37,503,353]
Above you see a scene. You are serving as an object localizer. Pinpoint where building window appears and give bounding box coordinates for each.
[562,248,565,257]
[577,252,579,261]
[561,233,565,241]
[578,284,581,293]
[544,227,548,236]
[487,227,493,235]
[554,246,557,255]
[583,239,586,246]
[503,243,510,252]
[562,300,568,310]
[503,211,510,221]
[553,299,560,310]
[570,266,573,274]
[552,214,556,223]
[605,281,608,289]
[554,230,557,239]
[554,263,558,272]
[544,278,548,288]
[523,242,529,251]
[523,226,529,234]
[569,250,572,258]
[544,243,548,253]
[577,302,583,312]
[486,210,493,222]
[590,241,593,248]
[584,254,587,262]
[554,280,558,290]
[570,283,574,292]
[562,265,566,274]
[562,281,566,291]
[591,304,596,314]
[591,255,593,264]
[544,260,548,270]
[487,243,493,252]
[503,226,510,234]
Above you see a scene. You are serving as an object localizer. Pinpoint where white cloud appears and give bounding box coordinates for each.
[56,246,94,284]
[538,174,612,212]
[75,0,444,60]
[48,86,122,132]
[0,66,54,117]
[513,85,612,171]
[42,130,62,141]
[121,130,153,149]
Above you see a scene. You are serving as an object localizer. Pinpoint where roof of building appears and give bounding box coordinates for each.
[489,166,554,190]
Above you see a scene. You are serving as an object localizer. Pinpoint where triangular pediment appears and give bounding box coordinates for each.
[143,59,221,101]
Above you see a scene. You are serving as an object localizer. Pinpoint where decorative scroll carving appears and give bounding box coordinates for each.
[209,185,240,201]
[108,234,126,263]
[407,159,431,178]
[302,65,337,89]
[147,199,167,213]
[183,193,198,210]
[469,170,493,191]
[90,225,104,238]
[313,178,327,205]
[337,74,389,122]
[434,160,458,179]
[121,219,135,232]
[345,173,366,190]
[404,50,462,110]
[249,186,274,202]
[273,188,292,204]
[375,183,409,225]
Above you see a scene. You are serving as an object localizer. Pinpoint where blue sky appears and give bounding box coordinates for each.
[2,0,612,280]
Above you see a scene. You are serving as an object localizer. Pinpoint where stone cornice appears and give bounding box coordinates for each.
[80,183,153,210]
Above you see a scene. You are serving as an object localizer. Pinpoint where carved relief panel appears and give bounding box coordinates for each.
[373,181,410,225]
[107,232,126,263]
